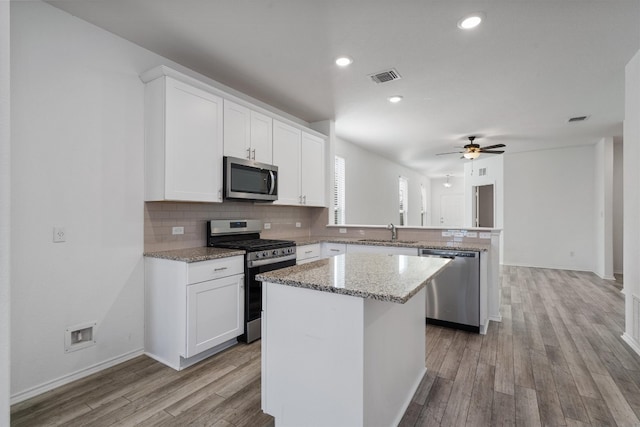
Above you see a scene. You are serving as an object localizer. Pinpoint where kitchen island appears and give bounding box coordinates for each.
[257,253,451,427]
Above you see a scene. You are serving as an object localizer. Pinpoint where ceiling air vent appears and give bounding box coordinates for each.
[369,68,402,84]
[568,115,589,123]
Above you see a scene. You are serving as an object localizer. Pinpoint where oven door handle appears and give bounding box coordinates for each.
[267,170,276,195]
[248,253,296,268]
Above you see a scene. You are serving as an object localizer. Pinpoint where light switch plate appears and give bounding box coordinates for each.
[172,226,184,235]
[264,223,271,230]
[339,228,347,234]
[479,232,491,239]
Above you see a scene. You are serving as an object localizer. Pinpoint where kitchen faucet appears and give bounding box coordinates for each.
[387,223,397,241]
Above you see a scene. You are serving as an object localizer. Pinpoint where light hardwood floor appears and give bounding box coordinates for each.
[11,266,638,426]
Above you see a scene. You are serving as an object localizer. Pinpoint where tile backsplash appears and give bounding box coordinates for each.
[144,201,323,252]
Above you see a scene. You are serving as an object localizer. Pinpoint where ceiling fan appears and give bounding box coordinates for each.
[436,136,506,159]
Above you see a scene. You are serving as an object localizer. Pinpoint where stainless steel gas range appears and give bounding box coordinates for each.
[207,219,296,343]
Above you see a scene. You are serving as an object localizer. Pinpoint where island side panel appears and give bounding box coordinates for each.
[262,282,365,427]
[363,287,427,427]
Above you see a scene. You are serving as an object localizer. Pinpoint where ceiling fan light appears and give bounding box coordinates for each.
[443,174,453,188]
[464,151,480,159]
[458,13,485,30]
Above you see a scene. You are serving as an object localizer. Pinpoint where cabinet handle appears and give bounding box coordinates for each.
[299,195,303,204]
[252,148,256,160]
[330,249,340,252]
[305,250,313,254]
[218,189,222,201]
[303,195,306,204]
[246,148,251,159]
[214,267,228,272]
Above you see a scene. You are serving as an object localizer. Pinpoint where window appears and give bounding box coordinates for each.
[399,176,408,225]
[333,156,346,225]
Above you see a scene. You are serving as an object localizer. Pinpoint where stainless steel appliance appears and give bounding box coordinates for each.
[223,156,278,202]
[419,248,480,332]
[207,219,296,343]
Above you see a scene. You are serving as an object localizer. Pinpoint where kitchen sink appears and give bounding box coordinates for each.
[358,239,418,244]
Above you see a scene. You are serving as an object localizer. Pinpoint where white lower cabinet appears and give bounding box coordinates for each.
[186,273,244,357]
[296,244,321,265]
[145,256,244,370]
[322,243,347,258]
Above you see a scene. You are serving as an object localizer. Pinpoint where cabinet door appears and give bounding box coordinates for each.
[273,120,301,205]
[300,132,325,206]
[250,111,273,164]
[186,274,244,357]
[223,99,251,160]
[165,78,223,202]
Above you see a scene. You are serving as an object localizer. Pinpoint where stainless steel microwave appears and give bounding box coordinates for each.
[223,156,278,202]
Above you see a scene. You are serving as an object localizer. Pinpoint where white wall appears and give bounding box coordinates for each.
[624,49,640,348]
[613,141,624,274]
[10,2,154,401]
[594,137,614,279]
[430,176,464,226]
[1,0,10,422]
[503,146,596,271]
[335,137,430,226]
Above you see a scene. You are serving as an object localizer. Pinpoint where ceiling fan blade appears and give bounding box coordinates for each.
[436,151,463,156]
[480,144,506,150]
[479,150,505,154]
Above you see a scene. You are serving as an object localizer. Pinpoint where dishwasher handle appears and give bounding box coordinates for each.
[419,249,479,258]
[423,254,455,259]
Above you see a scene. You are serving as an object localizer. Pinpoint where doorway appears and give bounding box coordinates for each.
[440,194,464,226]
[473,184,494,228]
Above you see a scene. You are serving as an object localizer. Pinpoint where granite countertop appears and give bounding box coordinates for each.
[143,247,245,262]
[256,253,452,304]
[288,236,490,252]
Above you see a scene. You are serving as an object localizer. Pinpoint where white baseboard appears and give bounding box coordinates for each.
[593,272,616,281]
[622,333,640,357]
[10,348,144,405]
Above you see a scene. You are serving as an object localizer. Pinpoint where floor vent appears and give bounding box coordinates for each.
[369,68,402,84]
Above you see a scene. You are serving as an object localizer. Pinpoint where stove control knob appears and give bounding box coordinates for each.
[263,251,269,258]
[272,250,278,256]
[255,252,261,259]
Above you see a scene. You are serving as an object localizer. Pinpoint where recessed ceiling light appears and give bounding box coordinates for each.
[335,56,353,67]
[458,12,485,30]
[388,95,403,103]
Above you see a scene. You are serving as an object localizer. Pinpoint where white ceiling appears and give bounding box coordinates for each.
[46,0,640,177]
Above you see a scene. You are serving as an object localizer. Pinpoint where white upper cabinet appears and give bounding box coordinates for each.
[223,99,273,164]
[144,76,223,202]
[273,120,302,205]
[250,110,273,164]
[273,120,325,207]
[301,132,325,207]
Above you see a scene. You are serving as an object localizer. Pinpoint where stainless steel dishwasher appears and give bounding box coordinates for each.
[419,248,480,332]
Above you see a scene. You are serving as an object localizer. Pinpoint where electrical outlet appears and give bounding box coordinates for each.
[339,228,347,234]
[296,222,301,228]
[264,223,271,230]
[53,227,66,243]
[172,226,184,235]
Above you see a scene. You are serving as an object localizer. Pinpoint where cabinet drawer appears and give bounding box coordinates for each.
[322,243,346,258]
[187,257,244,284]
[297,244,321,262]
